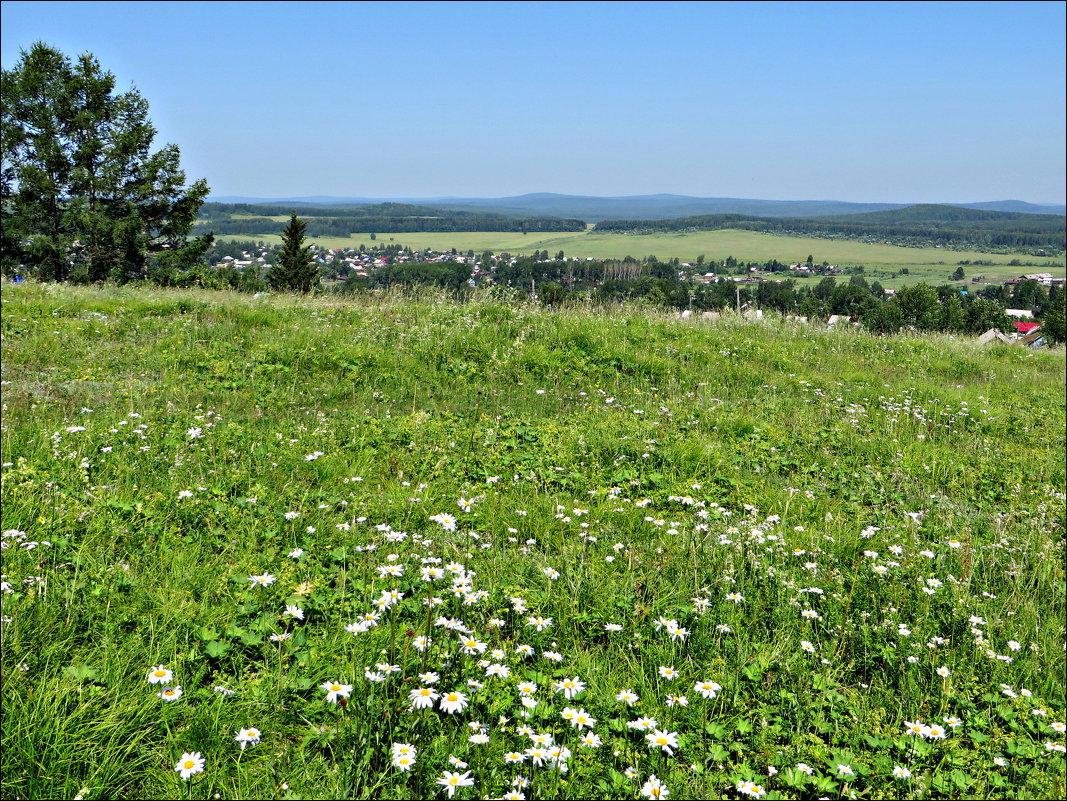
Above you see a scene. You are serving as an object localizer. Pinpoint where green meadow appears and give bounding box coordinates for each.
[219,228,1065,287]
[1,280,1065,800]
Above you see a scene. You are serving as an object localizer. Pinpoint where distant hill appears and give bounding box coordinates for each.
[208,193,1066,221]
[593,204,1067,253]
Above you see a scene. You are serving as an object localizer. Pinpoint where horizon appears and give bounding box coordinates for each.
[204,191,1065,207]
[2,1,1065,205]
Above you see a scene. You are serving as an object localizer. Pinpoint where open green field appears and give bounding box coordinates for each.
[220,229,1065,287]
[2,281,1065,800]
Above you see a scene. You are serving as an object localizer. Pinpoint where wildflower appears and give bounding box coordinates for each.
[436,769,474,798]
[248,573,276,588]
[460,637,487,655]
[726,592,744,603]
[693,680,721,699]
[646,729,679,756]
[214,686,235,696]
[617,689,640,706]
[716,623,732,633]
[419,671,440,684]
[553,676,586,699]
[926,723,947,739]
[469,733,490,745]
[174,751,205,780]
[270,632,291,642]
[893,765,912,779]
[543,567,561,580]
[288,548,305,559]
[580,732,603,748]
[796,762,813,775]
[440,690,470,714]
[625,766,639,779]
[572,708,596,729]
[158,685,182,702]
[837,763,854,776]
[936,665,951,678]
[801,609,820,619]
[321,681,353,704]
[517,681,538,696]
[542,650,563,663]
[666,694,688,708]
[409,687,439,709]
[641,775,669,799]
[147,665,172,685]
[504,751,527,764]
[515,644,534,658]
[1052,722,1066,734]
[800,640,816,654]
[1046,741,1066,753]
[944,716,963,728]
[658,665,679,680]
[628,716,658,731]
[526,615,553,632]
[235,727,262,750]
[904,720,928,737]
[177,490,193,499]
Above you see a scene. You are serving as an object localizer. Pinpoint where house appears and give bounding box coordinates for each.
[978,328,1013,345]
[1005,308,1034,319]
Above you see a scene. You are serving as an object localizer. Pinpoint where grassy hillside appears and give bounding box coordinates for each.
[1,281,1064,800]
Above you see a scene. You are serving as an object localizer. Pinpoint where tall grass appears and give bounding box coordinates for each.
[1,280,1064,799]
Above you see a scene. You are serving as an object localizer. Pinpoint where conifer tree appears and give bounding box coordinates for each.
[269,213,317,293]
[2,42,210,280]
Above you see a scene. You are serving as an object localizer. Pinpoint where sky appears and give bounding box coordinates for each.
[2,0,1065,204]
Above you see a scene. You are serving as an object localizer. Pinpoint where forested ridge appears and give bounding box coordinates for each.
[594,204,1067,253]
[194,202,586,237]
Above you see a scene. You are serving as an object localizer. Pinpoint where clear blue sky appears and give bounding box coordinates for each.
[2,0,1065,203]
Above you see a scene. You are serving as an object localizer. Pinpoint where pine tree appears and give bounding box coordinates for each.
[2,42,210,281]
[269,213,317,293]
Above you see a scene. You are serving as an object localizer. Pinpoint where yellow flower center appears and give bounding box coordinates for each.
[184,760,194,769]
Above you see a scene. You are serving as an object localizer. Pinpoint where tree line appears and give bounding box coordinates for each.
[194,202,585,237]
[594,205,1067,254]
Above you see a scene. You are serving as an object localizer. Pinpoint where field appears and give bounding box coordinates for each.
[218,228,1066,288]
[1,280,1065,800]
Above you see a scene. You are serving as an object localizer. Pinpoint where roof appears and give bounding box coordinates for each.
[1013,322,1041,334]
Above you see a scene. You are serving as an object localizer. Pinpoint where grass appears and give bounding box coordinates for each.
[1,279,1065,800]
[217,228,1065,286]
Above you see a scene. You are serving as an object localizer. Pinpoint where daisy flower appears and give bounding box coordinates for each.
[646,729,680,756]
[553,676,586,699]
[641,775,669,799]
[321,681,353,704]
[437,769,474,798]
[440,690,470,715]
[174,752,205,781]
[147,665,172,685]
[409,687,439,709]
[158,685,183,702]
[694,679,721,699]
[235,727,262,750]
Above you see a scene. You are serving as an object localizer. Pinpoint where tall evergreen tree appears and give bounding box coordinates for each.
[269,213,317,293]
[1,42,211,281]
